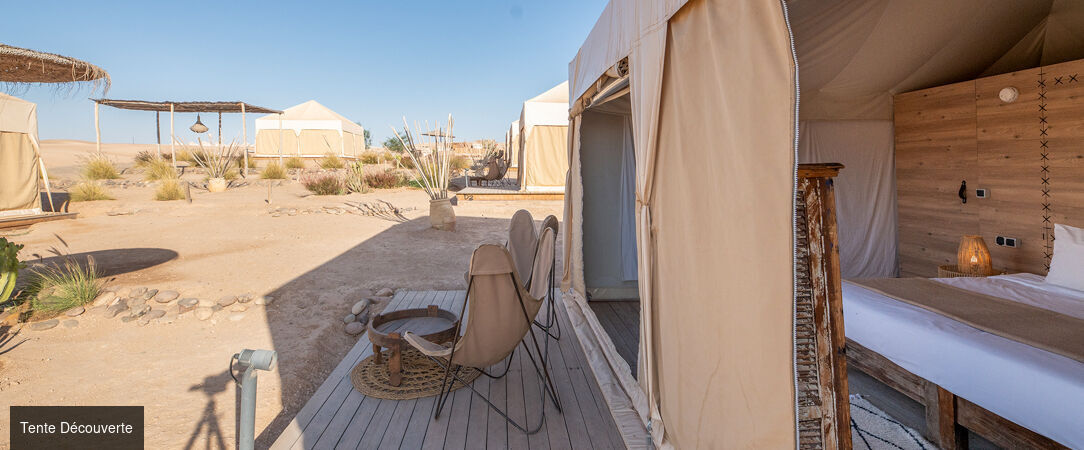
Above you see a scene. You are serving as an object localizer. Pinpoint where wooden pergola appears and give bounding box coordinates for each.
[91,99,282,168]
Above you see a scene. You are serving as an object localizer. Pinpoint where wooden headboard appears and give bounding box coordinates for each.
[895,58,1084,277]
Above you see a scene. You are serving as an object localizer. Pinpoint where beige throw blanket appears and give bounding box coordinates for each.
[847,278,1084,364]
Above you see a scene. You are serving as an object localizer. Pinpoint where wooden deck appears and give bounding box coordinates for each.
[455,185,564,202]
[588,301,640,373]
[271,290,625,449]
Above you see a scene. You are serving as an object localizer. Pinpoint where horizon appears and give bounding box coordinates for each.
[2,0,606,146]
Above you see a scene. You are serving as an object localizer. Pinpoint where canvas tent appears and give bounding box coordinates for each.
[0,93,49,218]
[517,82,569,192]
[562,0,1084,448]
[505,120,520,170]
[254,100,364,159]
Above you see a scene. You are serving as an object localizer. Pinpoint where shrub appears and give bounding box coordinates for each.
[235,154,257,169]
[360,152,381,164]
[82,154,120,180]
[345,162,368,193]
[285,157,305,169]
[174,150,193,164]
[23,253,102,317]
[261,162,287,180]
[144,158,178,181]
[1,238,25,305]
[134,150,156,167]
[302,173,346,195]
[154,179,186,201]
[451,155,471,172]
[69,182,114,202]
[364,170,406,189]
[319,153,345,169]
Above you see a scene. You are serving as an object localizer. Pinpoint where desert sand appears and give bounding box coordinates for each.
[0,141,563,448]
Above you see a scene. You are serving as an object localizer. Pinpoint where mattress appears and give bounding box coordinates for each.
[843,273,1084,447]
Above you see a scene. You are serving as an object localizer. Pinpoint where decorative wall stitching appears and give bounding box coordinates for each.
[1039,69,1054,269]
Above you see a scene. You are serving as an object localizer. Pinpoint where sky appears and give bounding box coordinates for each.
[3,0,607,146]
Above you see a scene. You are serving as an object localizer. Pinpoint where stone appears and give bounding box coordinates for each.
[130,304,151,318]
[198,298,216,307]
[128,297,147,308]
[356,312,370,325]
[93,291,117,307]
[195,307,214,321]
[65,306,85,317]
[88,306,105,316]
[216,296,237,307]
[253,295,272,306]
[120,315,138,323]
[231,304,247,312]
[351,299,370,315]
[375,288,394,297]
[105,302,128,318]
[211,305,224,313]
[29,319,59,331]
[343,313,356,324]
[144,309,166,320]
[156,290,180,303]
[229,312,245,322]
[129,287,148,298]
[159,309,179,324]
[237,293,254,304]
[178,298,199,313]
[114,287,131,299]
[344,322,365,335]
[62,319,79,328]
[142,289,159,300]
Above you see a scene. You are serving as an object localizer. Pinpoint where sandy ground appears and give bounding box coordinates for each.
[0,141,563,449]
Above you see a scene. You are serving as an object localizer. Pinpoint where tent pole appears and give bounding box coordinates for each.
[170,103,176,168]
[29,135,55,213]
[278,114,283,163]
[217,111,222,147]
[241,103,248,175]
[94,102,101,154]
[156,112,162,158]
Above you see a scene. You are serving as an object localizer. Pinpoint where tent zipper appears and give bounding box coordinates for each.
[778,0,802,448]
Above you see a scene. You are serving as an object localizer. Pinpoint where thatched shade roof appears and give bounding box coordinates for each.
[0,44,109,88]
[93,99,281,114]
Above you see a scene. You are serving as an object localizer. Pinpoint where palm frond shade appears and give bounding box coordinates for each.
[0,44,109,92]
[957,235,993,276]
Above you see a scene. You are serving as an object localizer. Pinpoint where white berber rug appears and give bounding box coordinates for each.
[850,395,937,450]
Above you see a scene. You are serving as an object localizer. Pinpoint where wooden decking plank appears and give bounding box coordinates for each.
[505,342,529,450]
[521,336,550,450]
[271,290,413,449]
[463,373,490,450]
[419,292,460,450]
[397,291,457,450]
[334,291,428,449]
[540,301,590,450]
[373,396,417,450]
[485,351,510,450]
[440,368,476,449]
[557,301,622,449]
[534,301,572,450]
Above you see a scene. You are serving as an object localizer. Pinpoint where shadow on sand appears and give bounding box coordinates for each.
[252,214,523,447]
[22,247,179,278]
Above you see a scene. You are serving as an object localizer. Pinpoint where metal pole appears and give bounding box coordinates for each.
[238,367,258,450]
[278,114,283,163]
[94,102,101,154]
[156,112,161,158]
[241,103,248,174]
[170,104,176,168]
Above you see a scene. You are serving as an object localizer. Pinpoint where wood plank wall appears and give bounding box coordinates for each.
[895,58,1084,277]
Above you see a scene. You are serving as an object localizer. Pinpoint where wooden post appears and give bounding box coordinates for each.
[155,112,161,158]
[169,103,176,167]
[217,111,222,147]
[241,103,248,175]
[278,113,284,163]
[94,102,101,154]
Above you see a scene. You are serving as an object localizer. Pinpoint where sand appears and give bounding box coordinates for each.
[0,141,563,448]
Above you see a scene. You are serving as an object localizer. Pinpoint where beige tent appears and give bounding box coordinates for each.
[516,82,569,192]
[0,93,50,218]
[253,100,364,159]
[561,0,1084,448]
[504,120,520,170]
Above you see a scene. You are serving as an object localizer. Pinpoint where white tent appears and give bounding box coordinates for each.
[505,119,520,170]
[517,82,569,192]
[253,100,364,159]
[561,0,1084,448]
[0,93,51,218]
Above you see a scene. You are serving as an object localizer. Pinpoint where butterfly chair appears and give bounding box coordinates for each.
[405,228,562,434]
[533,215,561,341]
[507,209,538,288]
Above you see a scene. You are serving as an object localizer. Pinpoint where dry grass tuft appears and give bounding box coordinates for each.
[364,170,406,189]
[285,157,305,169]
[319,153,345,169]
[154,179,185,201]
[69,182,114,202]
[81,154,120,180]
[261,162,287,180]
[144,158,178,181]
[302,173,346,195]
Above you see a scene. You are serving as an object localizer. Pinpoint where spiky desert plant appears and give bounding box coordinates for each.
[319,153,345,169]
[261,162,287,180]
[284,157,305,169]
[22,237,102,316]
[345,161,368,193]
[391,115,455,200]
[154,179,185,201]
[81,153,120,180]
[0,238,25,305]
[69,182,114,202]
[302,173,346,195]
[176,137,237,179]
[144,157,178,181]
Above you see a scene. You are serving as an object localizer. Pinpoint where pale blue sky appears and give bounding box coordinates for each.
[4,0,605,145]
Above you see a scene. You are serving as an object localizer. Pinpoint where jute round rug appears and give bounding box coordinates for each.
[350,346,482,400]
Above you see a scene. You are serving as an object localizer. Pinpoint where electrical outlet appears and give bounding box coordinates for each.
[996,236,1018,248]
[975,188,988,198]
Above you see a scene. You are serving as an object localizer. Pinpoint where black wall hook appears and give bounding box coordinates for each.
[959,180,968,204]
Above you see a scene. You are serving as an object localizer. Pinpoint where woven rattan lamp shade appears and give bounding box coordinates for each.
[957,235,994,276]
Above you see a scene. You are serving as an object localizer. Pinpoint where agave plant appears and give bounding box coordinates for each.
[174,136,238,179]
[391,115,455,200]
[1,238,25,304]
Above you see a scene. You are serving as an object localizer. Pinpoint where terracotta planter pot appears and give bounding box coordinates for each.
[429,198,455,231]
[207,177,227,193]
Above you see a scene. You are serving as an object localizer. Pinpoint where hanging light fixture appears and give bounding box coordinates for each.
[190,114,209,133]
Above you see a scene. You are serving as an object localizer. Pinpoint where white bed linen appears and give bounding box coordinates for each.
[843,273,1084,447]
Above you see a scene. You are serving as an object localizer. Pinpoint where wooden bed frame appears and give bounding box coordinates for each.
[846,339,1068,449]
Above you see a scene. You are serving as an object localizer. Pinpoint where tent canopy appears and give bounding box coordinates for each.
[92,99,280,114]
[517,82,569,191]
[255,100,363,134]
[0,93,42,216]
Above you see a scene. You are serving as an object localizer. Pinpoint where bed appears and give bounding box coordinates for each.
[843,273,1084,449]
